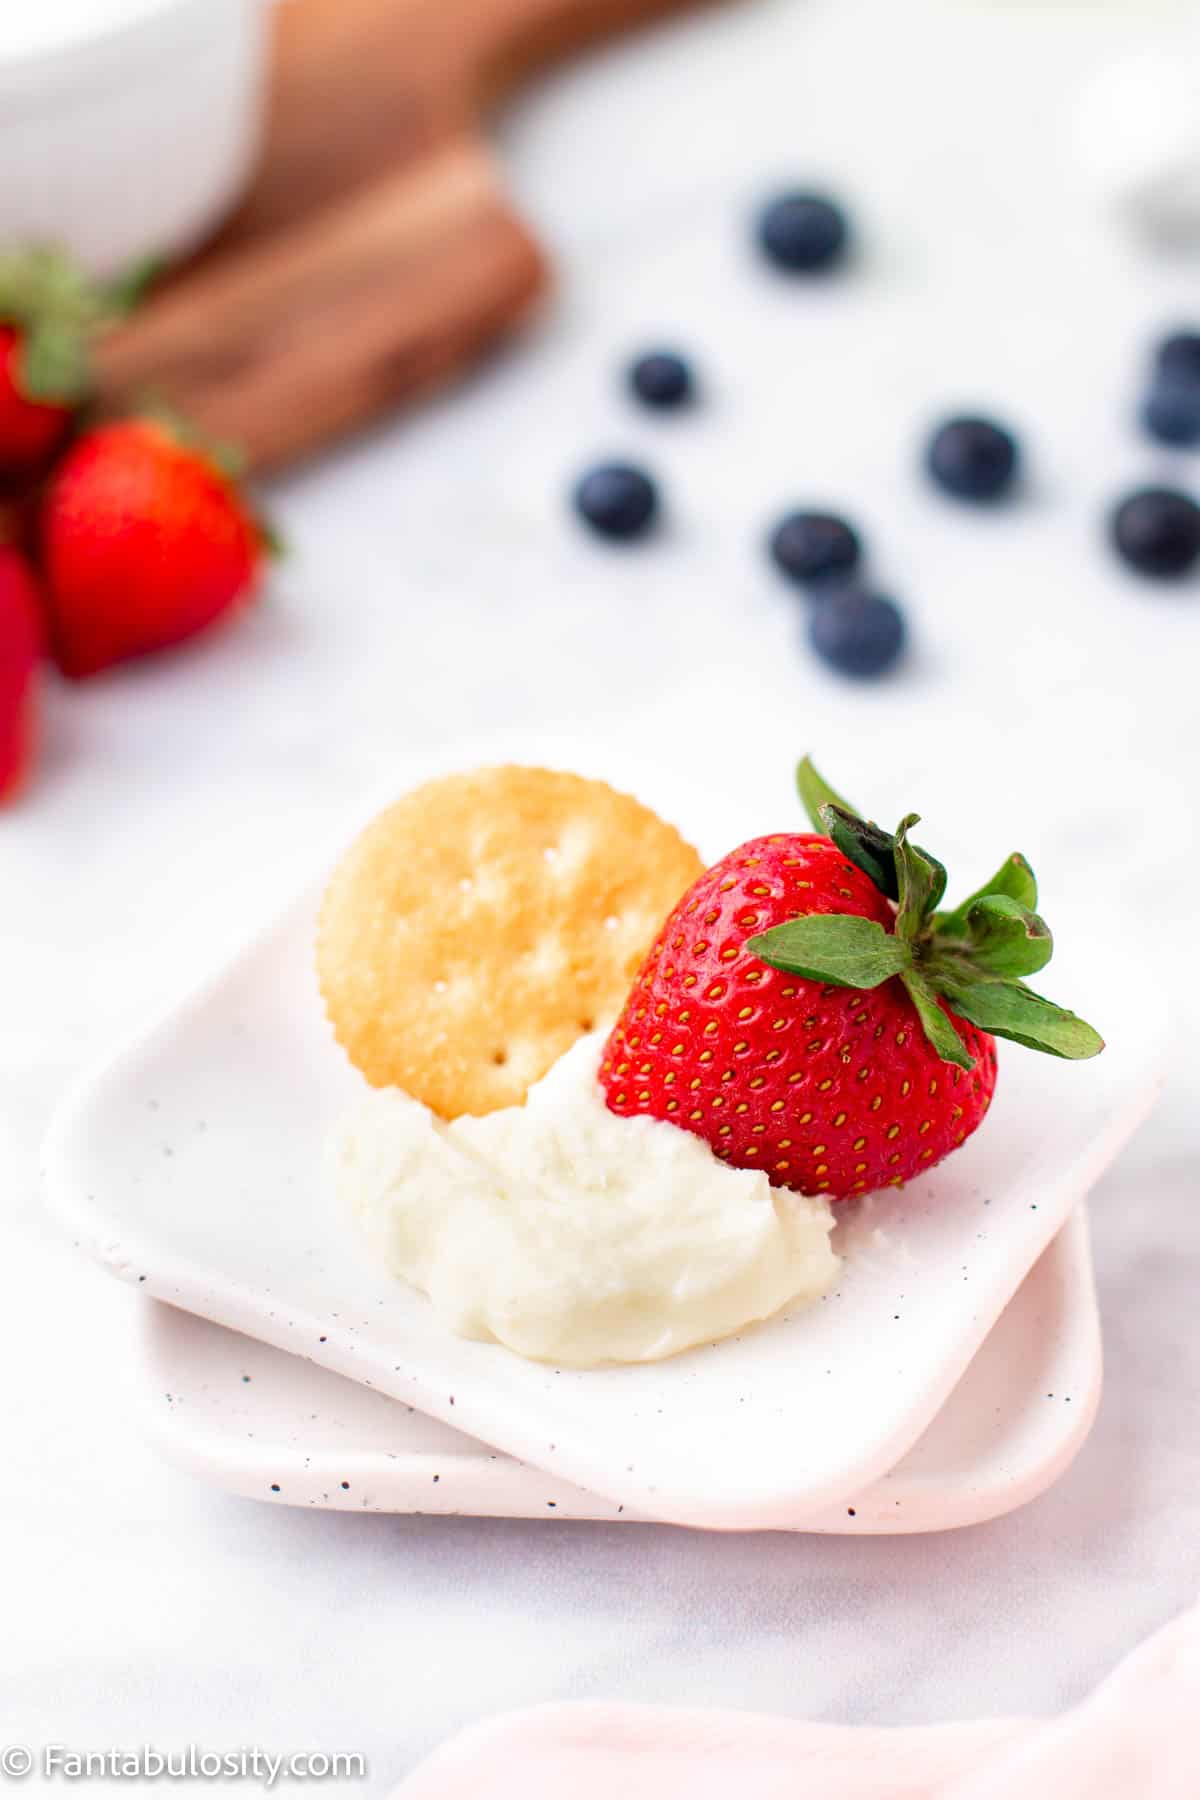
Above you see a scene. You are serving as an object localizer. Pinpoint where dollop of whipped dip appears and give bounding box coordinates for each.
[331,1034,839,1367]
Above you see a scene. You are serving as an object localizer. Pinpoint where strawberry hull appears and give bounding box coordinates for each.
[601,833,998,1200]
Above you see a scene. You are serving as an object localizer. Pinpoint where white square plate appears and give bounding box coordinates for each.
[44,751,1163,1530]
[138,1205,1101,1532]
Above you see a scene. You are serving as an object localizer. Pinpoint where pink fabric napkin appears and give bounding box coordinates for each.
[397,1598,1200,1800]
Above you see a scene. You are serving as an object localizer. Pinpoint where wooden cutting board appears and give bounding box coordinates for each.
[94,0,710,474]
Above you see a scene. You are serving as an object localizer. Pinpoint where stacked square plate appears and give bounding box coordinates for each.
[44,746,1162,1532]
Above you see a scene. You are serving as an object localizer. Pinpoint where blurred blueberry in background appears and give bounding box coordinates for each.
[768,510,862,587]
[808,587,906,677]
[573,461,659,540]
[757,191,849,273]
[1109,485,1200,577]
[627,350,695,410]
[926,416,1020,502]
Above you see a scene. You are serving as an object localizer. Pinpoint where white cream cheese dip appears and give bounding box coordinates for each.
[331,1034,839,1367]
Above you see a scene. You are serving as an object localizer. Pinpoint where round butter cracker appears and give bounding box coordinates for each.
[317,766,703,1117]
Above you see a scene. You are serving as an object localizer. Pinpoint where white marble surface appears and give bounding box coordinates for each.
[4,0,1200,1787]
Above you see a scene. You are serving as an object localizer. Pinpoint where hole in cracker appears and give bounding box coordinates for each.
[491,1049,509,1067]
[579,1017,595,1032]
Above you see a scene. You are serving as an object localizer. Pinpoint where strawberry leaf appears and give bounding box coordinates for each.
[102,254,165,317]
[748,914,912,988]
[953,893,1052,979]
[796,755,857,829]
[893,814,948,939]
[19,320,89,403]
[255,513,286,559]
[821,803,901,900]
[937,852,1038,936]
[797,758,949,906]
[938,975,1104,1059]
[782,756,1103,1069]
[798,756,902,897]
[900,971,974,1070]
[0,245,157,408]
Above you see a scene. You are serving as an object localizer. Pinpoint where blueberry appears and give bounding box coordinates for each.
[1109,485,1200,578]
[757,191,848,274]
[1155,330,1200,385]
[572,462,658,540]
[926,415,1019,502]
[628,350,693,410]
[808,587,906,677]
[768,510,861,587]
[1141,382,1200,447]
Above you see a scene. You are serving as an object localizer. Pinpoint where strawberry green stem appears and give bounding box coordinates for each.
[0,246,161,406]
[747,757,1105,1069]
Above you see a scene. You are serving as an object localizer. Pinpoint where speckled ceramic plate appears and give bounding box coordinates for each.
[43,743,1164,1531]
[139,1205,1101,1532]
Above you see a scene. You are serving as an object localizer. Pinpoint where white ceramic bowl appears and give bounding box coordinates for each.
[0,0,270,276]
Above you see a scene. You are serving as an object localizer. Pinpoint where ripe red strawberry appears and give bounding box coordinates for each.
[0,541,43,802]
[601,760,1102,1201]
[40,419,267,679]
[0,326,71,477]
[603,833,997,1197]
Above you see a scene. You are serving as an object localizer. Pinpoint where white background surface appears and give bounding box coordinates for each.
[3,0,1200,1788]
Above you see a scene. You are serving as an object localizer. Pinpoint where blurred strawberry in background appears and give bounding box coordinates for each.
[0,244,272,801]
[0,536,42,803]
[0,247,133,481]
[0,244,274,802]
[40,416,269,680]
